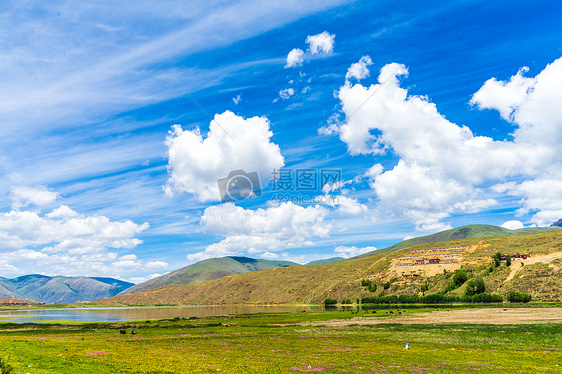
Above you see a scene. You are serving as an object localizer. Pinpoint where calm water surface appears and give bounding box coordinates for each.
[0,304,503,322]
[0,305,327,323]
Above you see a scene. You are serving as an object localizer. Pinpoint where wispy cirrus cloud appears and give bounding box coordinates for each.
[0,1,349,137]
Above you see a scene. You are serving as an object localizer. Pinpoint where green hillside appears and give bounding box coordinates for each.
[306,257,345,265]
[358,224,560,257]
[99,228,562,306]
[120,256,299,295]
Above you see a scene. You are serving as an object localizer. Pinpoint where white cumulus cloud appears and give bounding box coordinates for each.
[306,31,335,55]
[322,57,562,231]
[0,191,153,278]
[346,56,373,81]
[493,175,562,226]
[501,220,524,230]
[0,207,148,252]
[286,48,305,68]
[164,110,285,202]
[187,202,331,261]
[145,260,168,270]
[285,31,335,69]
[319,195,368,215]
[129,273,163,284]
[335,245,376,257]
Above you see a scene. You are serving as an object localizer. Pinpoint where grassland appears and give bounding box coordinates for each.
[0,307,561,373]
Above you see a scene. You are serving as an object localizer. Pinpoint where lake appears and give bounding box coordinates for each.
[0,304,507,322]
[0,305,329,323]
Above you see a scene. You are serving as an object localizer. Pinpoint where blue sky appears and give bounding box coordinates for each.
[1,0,561,283]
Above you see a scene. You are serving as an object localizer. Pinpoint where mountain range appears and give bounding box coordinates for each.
[3,223,560,305]
[0,275,134,304]
[122,224,559,296]
[99,224,562,305]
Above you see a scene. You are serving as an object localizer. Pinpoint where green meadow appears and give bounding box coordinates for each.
[0,308,561,373]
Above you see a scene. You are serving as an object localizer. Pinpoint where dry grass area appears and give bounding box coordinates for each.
[525,251,562,265]
[97,229,562,306]
[305,307,562,326]
[392,262,463,277]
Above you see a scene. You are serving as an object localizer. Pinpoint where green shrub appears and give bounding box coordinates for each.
[442,270,470,295]
[361,279,377,292]
[452,270,468,287]
[492,252,502,267]
[324,298,337,305]
[383,281,391,290]
[465,278,486,296]
[361,290,505,305]
[361,294,458,304]
[506,255,511,267]
[507,291,532,303]
[420,283,429,292]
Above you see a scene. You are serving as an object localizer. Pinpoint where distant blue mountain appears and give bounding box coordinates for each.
[0,275,134,304]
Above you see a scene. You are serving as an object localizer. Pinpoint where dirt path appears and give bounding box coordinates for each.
[504,262,524,283]
[303,307,562,326]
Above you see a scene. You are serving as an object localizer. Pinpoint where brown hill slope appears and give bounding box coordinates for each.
[98,229,562,305]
